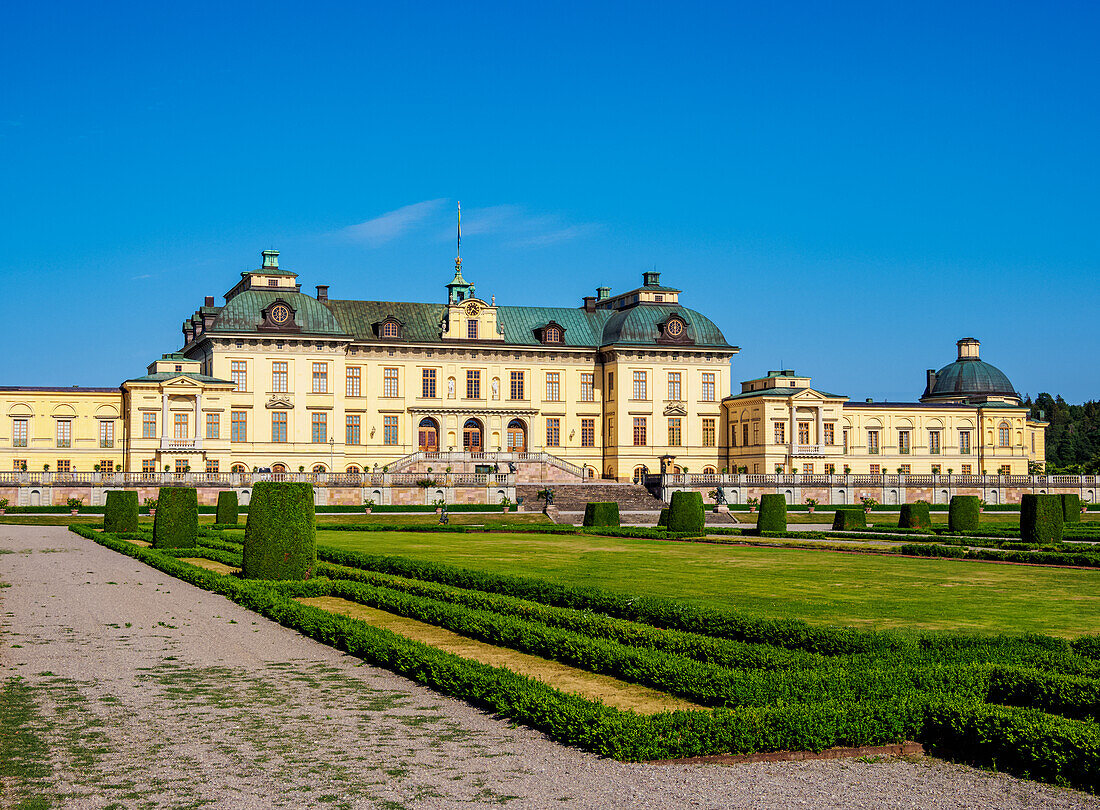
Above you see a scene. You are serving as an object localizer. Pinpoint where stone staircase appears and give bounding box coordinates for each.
[516,482,664,514]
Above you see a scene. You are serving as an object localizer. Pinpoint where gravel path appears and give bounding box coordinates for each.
[2,525,1097,810]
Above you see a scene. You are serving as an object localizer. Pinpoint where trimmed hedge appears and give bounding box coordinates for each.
[831,508,867,530]
[216,490,239,526]
[657,508,669,528]
[667,491,705,534]
[898,502,932,530]
[1062,494,1082,525]
[103,490,139,533]
[152,487,198,549]
[242,482,316,580]
[583,502,620,528]
[1021,494,1064,545]
[757,494,787,533]
[948,496,981,532]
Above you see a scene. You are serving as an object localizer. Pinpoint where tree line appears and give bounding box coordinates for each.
[1025,394,1100,474]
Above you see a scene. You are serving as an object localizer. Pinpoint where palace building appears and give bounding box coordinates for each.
[0,250,1045,482]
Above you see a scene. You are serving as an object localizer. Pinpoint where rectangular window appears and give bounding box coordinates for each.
[667,372,681,401]
[701,372,715,402]
[346,415,360,446]
[545,372,560,401]
[869,464,880,475]
[803,463,814,474]
[742,423,750,446]
[731,424,737,447]
[56,420,71,448]
[959,430,971,454]
[231,360,247,391]
[272,361,288,393]
[899,464,911,474]
[929,430,941,455]
[824,423,835,445]
[346,366,361,397]
[633,417,647,446]
[580,372,594,402]
[311,412,327,443]
[867,430,880,454]
[12,419,27,447]
[98,460,114,474]
[231,411,247,442]
[142,459,156,475]
[56,459,71,473]
[581,418,595,448]
[272,412,287,443]
[798,422,810,445]
[312,362,328,393]
[774,422,785,445]
[898,430,910,454]
[702,418,716,447]
[753,423,760,445]
[383,367,399,397]
[467,319,478,339]
[174,414,188,439]
[205,459,219,475]
[607,372,614,400]
[143,413,157,438]
[825,463,836,474]
[510,371,524,401]
[13,459,26,471]
[546,418,560,447]
[961,463,972,475]
[668,417,682,446]
[932,464,941,475]
[205,413,219,439]
[422,368,437,399]
[632,371,647,400]
[175,458,188,474]
[998,426,1010,447]
[607,418,614,447]
[999,464,1011,476]
[843,428,849,453]
[383,415,399,445]
[466,369,481,399]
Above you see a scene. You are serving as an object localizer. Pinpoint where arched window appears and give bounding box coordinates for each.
[545,326,561,343]
[231,463,247,474]
[703,466,716,475]
[998,423,1010,447]
[345,465,360,475]
[633,465,646,483]
[506,419,527,452]
[312,464,326,474]
[382,321,399,338]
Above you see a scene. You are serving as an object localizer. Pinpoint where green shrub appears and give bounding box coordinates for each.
[657,507,669,527]
[582,502,620,528]
[757,494,787,533]
[242,482,316,580]
[1062,494,1082,524]
[948,496,981,532]
[152,487,198,549]
[103,490,139,533]
[831,508,866,530]
[216,490,239,525]
[1021,494,1064,544]
[667,491,705,534]
[899,502,932,530]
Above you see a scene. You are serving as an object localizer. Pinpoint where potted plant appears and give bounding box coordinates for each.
[805,497,817,514]
[0,497,8,515]
[791,466,798,474]
[43,463,50,472]
[165,465,171,473]
[979,499,987,513]
[775,464,784,474]
[500,495,512,513]
[363,497,374,515]
[145,497,158,517]
[947,468,953,476]
[299,465,305,473]
[747,496,759,513]
[843,465,851,474]
[433,497,445,514]
[66,496,83,516]
[860,495,878,514]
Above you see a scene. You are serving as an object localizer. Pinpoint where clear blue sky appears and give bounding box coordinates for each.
[2,1,1097,402]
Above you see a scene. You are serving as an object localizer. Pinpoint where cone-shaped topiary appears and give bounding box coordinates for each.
[1061,493,1082,524]
[216,490,239,525]
[948,495,981,532]
[1021,493,1064,544]
[103,490,139,533]
[832,508,866,530]
[757,494,787,533]
[899,502,932,530]
[667,491,705,534]
[657,507,669,527]
[582,502,620,527]
[152,487,198,548]
[242,482,316,580]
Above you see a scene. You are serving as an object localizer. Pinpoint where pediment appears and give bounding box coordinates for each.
[663,402,688,416]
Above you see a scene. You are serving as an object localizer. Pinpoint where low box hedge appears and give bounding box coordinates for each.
[757,494,787,533]
[1021,494,1064,545]
[948,496,981,532]
[242,482,316,580]
[899,502,932,530]
[582,502,620,528]
[216,490,239,525]
[152,487,198,549]
[657,507,669,528]
[1062,494,1082,525]
[832,508,866,530]
[667,491,705,534]
[103,490,139,533]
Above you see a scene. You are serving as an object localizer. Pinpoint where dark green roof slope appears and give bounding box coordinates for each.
[725,387,848,400]
[925,359,1018,400]
[210,290,347,336]
[124,372,233,384]
[324,300,448,342]
[602,305,730,348]
[497,306,611,347]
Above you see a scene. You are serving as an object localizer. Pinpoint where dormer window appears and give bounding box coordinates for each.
[545,326,562,343]
[655,294,664,302]
[375,317,404,340]
[268,279,277,287]
[382,322,399,338]
[175,365,182,372]
[535,320,567,345]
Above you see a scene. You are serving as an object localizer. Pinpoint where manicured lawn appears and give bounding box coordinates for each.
[315,529,1100,637]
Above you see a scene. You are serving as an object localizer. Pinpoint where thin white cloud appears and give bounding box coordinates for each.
[442,204,601,249]
[131,273,153,280]
[341,199,447,245]
[509,223,603,248]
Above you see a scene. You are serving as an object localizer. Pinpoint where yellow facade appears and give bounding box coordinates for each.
[0,387,123,474]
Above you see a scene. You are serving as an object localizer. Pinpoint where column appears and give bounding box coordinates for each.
[194,393,202,441]
[789,404,796,466]
[161,393,169,441]
[816,407,824,450]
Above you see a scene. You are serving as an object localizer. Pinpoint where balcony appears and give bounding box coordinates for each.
[791,444,826,457]
[160,438,203,451]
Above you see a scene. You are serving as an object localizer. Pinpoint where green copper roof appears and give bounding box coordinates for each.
[725,387,848,400]
[926,358,1018,400]
[124,372,233,384]
[601,305,730,348]
[209,290,348,336]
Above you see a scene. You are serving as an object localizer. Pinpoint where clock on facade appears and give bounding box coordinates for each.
[270,304,291,324]
[464,301,482,317]
[665,317,685,338]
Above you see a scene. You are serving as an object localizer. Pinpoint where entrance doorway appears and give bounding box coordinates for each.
[506,419,527,452]
[418,417,439,452]
[463,419,483,452]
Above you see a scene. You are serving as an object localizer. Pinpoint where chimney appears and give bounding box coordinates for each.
[261,249,279,269]
[865,398,873,403]
[316,285,329,301]
[957,337,980,360]
[643,271,660,287]
[925,369,937,395]
[204,295,215,307]
[596,286,611,301]
[583,296,597,312]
